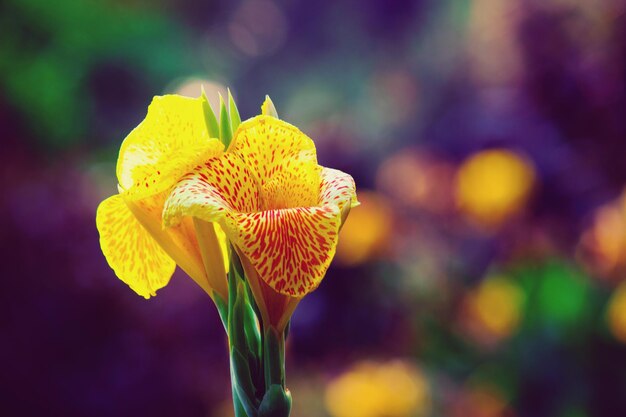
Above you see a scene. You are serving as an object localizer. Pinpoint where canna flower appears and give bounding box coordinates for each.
[96,95,229,300]
[163,98,358,330]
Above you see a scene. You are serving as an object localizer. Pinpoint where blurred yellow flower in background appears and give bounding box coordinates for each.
[455,149,535,228]
[579,190,626,280]
[335,191,393,266]
[461,276,525,345]
[325,360,430,417]
[607,281,626,344]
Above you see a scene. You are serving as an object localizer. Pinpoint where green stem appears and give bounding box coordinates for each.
[232,380,248,417]
[226,249,291,416]
[263,327,285,387]
[258,327,291,417]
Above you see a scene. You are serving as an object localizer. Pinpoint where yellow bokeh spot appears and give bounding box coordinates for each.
[325,360,430,417]
[465,276,525,341]
[607,281,626,344]
[579,190,626,278]
[592,206,626,265]
[336,191,393,266]
[455,149,535,228]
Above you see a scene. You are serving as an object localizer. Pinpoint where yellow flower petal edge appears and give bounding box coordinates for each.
[163,116,358,298]
[96,194,176,298]
[117,94,224,201]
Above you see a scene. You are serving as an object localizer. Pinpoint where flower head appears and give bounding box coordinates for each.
[163,98,358,327]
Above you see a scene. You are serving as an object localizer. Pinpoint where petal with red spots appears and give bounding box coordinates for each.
[96,194,175,298]
[227,206,341,297]
[230,116,317,185]
[319,168,359,211]
[163,153,260,227]
[260,157,321,211]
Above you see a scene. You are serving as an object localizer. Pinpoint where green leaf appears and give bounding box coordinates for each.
[230,282,247,348]
[243,294,262,363]
[231,347,260,417]
[229,88,242,133]
[219,93,233,148]
[201,86,219,138]
[232,385,249,417]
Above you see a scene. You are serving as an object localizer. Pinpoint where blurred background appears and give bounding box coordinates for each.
[1,0,626,416]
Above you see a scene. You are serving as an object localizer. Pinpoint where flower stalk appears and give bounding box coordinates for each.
[226,249,291,417]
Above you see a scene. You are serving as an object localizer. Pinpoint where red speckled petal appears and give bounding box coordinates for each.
[96,194,175,298]
[230,116,317,185]
[163,153,260,227]
[226,206,341,297]
[260,157,321,211]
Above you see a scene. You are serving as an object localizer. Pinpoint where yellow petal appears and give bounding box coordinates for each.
[193,218,229,301]
[96,194,175,298]
[125,191,214,296]
[229,115,317,183]
[117,94,224,200]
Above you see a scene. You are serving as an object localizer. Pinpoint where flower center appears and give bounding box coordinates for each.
[259,158,321,211]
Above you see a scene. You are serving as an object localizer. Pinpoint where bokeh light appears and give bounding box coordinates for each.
[172,79,229,110]
[460,275,525,346]
[455,149,535,229]
[228,0,287,57]
[607,281,626,344]
[579,190,626,280]
[376,151,455,213]
[336,191,393,266]
[325,360,430,417]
